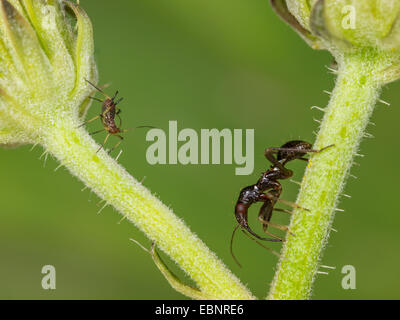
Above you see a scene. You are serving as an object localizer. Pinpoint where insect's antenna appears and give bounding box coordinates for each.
[230,225,242,268]
[114,97,124,105]
[112,91,119,101]
[85,79,110,99]
[241,229,281,258]
[122,125,156,133]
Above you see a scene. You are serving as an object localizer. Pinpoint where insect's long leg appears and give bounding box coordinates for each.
[89,96,103,103]
[90,129,106,136]
[276,198,309,211]
[258,200,273,231]
[258,217,295,236]
[96,133,111,153]
[274,198,308,211]
[260,193,309,211]
[269,144,335,155]
[258,201,286,240]
[116,113,122,128]
[78,115,101,128]
[89,97,104,103]
[265,144,334,170]
[108,135,124,154]
[317,144,335,153]
[263,230,284,241]
[85,79,110,99]
[264,148,291,175]
[274,208,293,214]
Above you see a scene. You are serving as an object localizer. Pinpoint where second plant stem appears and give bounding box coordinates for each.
[269,50,386,299]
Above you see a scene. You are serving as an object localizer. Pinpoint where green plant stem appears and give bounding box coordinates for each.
[43,121,254,300]
[268,50,385,300]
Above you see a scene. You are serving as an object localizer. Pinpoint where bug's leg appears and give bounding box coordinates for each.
[264,147,289,173]
[270,144,335,156]
[268,142,335,167]
[78,115,101,128]
[85,79,110,99]
[96,133,111,153]
[90,129,106,136]
[108,134,124,154]
[258,201,285,241]
[116,111,122,128]
[258,216,295,236]
[258,200,273,231]
[276,198,309,211]
[273,208,293,214]
[89,96,103,103]
[260,193,309,211]
[317,144,335,153]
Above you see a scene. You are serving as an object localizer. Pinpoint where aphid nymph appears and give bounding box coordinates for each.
[80,79,151,153]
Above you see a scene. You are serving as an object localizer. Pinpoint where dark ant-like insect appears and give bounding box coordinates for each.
[231,140,334,267]
[79,80,153,153]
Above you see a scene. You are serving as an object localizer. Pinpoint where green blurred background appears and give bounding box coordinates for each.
[0,0,399,299]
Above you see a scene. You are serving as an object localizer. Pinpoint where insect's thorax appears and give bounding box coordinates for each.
[257,169,279,187]
[101,99,116,114]
[237,185,261,204]
[101,99,120,133]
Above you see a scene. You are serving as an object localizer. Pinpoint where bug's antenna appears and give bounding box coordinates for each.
[112,90,119,101]
[230,225,242,268]
[122,125,156,133]
[85,79,110,99]
[114,97,124,105]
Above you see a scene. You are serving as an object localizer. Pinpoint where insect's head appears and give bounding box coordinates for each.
[277,140,312,164]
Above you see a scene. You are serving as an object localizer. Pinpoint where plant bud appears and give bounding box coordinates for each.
[0,0,97,147]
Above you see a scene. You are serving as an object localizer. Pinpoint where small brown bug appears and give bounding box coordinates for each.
[80,80,152,153]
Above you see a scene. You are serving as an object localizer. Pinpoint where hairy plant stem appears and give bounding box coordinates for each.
[268,50,386,300]
[43,121,254,300]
